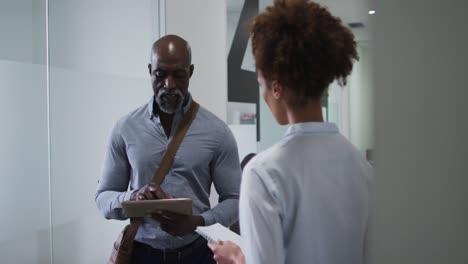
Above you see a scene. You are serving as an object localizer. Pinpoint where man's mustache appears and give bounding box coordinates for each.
[159,89,183,96]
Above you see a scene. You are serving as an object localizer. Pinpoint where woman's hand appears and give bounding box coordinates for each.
[208,240,245,264]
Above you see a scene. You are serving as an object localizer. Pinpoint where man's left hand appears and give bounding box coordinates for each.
[152,211,205,236]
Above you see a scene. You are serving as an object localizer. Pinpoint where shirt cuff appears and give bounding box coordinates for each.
[121,190,137,203]
[117,190,137,219]
[200,211,216,226]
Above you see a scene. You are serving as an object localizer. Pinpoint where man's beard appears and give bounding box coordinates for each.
[155,88,185,114]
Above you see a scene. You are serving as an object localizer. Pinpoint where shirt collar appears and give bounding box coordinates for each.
[285,122,339,137]
[146,93,193,119]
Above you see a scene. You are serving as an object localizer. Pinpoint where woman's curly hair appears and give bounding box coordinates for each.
[251,0,358,106]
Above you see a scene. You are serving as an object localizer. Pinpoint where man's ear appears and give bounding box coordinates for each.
[189,64,194,78]
[271,81,282,99]
[148,63,152,75]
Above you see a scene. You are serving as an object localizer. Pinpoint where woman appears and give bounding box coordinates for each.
[209,0,371,263]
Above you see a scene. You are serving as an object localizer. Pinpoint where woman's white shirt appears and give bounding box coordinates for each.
[239,122,372,264]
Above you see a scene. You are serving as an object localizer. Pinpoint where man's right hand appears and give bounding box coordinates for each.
[131,183,170,201]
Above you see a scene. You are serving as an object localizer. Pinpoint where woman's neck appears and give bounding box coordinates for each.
[286,100,324,124]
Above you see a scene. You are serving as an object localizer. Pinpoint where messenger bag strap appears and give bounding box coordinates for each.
[150,101,200,186]
[115,101,199,263]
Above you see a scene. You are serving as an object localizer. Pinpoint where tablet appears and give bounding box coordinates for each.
[122,198,192,217]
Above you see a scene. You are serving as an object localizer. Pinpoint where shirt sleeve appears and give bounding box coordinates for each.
[200,126,241,226]
[95,121,135,220]
[239,166,286,264]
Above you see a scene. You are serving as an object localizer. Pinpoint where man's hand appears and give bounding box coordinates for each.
[152,211,205,236]
[131,183,170,201]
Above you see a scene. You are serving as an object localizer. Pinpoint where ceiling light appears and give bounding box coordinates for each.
[369,10,376,15]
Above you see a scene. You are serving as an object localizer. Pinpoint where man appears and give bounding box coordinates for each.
[96,35,241,264]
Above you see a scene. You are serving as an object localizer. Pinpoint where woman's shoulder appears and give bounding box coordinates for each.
[242,142,287,185]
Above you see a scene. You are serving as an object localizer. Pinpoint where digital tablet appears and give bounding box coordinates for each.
[122,198,192,217]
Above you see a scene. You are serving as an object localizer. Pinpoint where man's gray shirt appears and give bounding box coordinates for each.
[95,95,241,249]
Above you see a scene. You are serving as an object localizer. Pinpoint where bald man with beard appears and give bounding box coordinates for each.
[96,35,241,264]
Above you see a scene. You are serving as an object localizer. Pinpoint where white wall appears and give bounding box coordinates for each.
[165,0,227,121]
[166,0,230,207]
[370,0,468,263]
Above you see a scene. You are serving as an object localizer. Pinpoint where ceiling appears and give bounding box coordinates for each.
[227,0,374,42]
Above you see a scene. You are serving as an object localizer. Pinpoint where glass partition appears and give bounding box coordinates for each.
[47,0,160,262]
[0,0,50,263]
[0,1,161,263]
